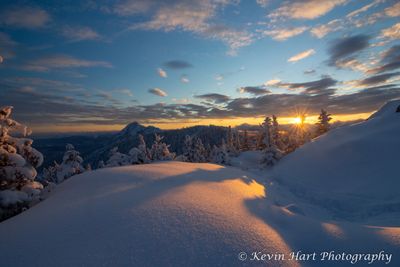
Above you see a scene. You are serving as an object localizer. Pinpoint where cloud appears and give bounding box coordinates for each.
[95,91,122,105]
[62,26,101,42]
[310,1,388,39]
[268,0,347,20]
[0,6,50,29]
[2,77,400,127]
[256,0,269,7]
[262,26,308,41]
[310,19,342,38]
[215,74,224,81]
[328,34,371,67]
[22,55,113,72]
[288,49,315,62]
[194,93,230,103]
[148,87,167,97]
[304,69,316,75]
[125,1,254,55]
[180,75,189,83]
[335,58,370,73]
[157,68,167,78]
[199,24,254,55]
[238,86,271,95]
[384,2,400,17]
[115,89,134,97]
[379,23,400,41]
[367,45,400,74]
[358,72,400,86]
[264,79,281,86]
[163,60,193,69]
[277,76,337,95]
[113,0,154,16]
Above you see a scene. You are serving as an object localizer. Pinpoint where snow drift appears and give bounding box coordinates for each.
[1,162,399,266]
[273,100,400,221]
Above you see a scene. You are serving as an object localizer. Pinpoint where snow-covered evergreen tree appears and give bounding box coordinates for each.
[260,116,283,167]
[129,134,150,164]
[0,106,44,220]
[150,134,175,161]
[241,130,250,151]
[181,135,207,162]
[193,137,207,162]
[315,109,332,136]
[182,135,194,162]
[271,115,286,151]
[106,147,131,167]
[210,139,230,165]
[226,126,239,156]
[56,144,84,183]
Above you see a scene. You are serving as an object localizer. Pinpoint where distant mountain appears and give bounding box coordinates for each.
[35,122,228,169]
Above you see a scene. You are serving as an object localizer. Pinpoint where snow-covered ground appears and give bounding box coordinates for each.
[0,100,399,266]
[1,162,399,266]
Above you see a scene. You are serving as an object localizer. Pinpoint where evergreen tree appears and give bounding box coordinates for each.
[56,144,85,182]
[193,137,207,162]
[241,130,250,151]
[210,139,230,165]
[260,116,283,167]
[0,106,44,220]
[150,134,175,161]
[129,134,150,164]
[315,109,332,136]
[106,147,131,167]
[226,126,238,156]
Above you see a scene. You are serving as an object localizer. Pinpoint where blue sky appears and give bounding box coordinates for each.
[0,0,399,132]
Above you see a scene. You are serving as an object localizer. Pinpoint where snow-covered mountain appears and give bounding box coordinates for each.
[273,99,400,221]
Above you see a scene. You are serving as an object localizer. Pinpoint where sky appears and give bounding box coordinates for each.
[0,0,399,133]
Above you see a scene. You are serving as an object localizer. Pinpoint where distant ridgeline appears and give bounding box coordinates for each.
[34,122,228,169]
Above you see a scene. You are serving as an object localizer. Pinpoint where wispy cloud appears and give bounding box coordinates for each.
[180,75,189,83]
[268,0,347,20]
[288,49,315,62]
[379,23,400,41]
[62,26,101,42]
[262,26,308,41]
[125,0,253,55]
[157,68,167,78]
[0,6,50,29]
[22,55,113,72]
[148,87,167,97]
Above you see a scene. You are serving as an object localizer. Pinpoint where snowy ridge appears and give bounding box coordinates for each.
[273,100,400,221]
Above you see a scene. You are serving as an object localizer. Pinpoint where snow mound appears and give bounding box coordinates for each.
[1,162,399,266]
[273,100,400,220]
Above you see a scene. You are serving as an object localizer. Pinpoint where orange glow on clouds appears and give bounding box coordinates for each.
[31,112,374,133]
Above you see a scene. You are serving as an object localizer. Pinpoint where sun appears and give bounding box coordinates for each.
[292,117,302,124]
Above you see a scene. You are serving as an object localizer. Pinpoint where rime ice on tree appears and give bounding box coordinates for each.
[260,116,283,167]
[56,144,85,183]
[150,134,175,161]
[106,147,131,167]
[129,134,150,164]
[0,106,44,219]
[210,139,230,165]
